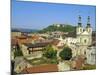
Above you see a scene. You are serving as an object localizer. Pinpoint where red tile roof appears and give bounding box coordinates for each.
[21,64,58,74]
[72,56,85,70]
[51,39,60,46]
[11,38,18,46]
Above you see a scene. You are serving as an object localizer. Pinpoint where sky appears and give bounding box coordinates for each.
[11,0,96,30]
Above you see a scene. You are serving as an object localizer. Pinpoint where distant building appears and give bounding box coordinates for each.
[11,30,21,37]
[53,24,65,28]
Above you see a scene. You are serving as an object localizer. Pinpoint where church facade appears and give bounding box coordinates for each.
[64,16,93,57]
[76,16,92,46]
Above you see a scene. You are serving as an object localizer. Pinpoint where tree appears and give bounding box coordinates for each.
[59,47,72,60]
[14,43,23,57]
[43,45,57,59]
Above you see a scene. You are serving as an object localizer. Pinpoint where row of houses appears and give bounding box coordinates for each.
[12,31,96,64]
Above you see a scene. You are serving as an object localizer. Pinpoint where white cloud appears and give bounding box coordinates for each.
[17,0,96,5]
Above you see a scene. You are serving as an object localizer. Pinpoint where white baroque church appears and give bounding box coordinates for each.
[76,15,92,46]
[75,16,93,56]
[64,16,93,57]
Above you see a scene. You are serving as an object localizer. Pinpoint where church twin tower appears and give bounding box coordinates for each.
[76,16,92,46]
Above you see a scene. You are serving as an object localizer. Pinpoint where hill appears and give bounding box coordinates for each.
[11,28,39,33]
[38,24,76,33]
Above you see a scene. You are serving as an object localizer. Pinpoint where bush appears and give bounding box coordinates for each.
[14,43,23,57]
[82,65,96,70]
[50,59,58,64]
[43,45,57,59]
[59,47,72,60]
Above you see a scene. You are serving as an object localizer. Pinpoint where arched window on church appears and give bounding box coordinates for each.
[84,39,87,43]
[84,51,86,55]
[19,66,21,70]
[80,29,82,32]
[80,38,82,42]
[88,28,92,33]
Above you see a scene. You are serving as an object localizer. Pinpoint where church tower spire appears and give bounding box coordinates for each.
[86,16,91,28]
[86,16,92,34]
[76,15,83,35]
[78,15,82,27]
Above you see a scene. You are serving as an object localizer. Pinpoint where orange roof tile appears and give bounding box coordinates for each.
[21,64,58,73]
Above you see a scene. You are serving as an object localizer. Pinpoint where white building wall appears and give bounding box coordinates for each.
[66,37,78,46]
[58,61,71,71]
[86,46,96,65]
[21,45,29,56]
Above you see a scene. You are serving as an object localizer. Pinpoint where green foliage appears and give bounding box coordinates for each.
[43,45,57,59]
[28,57,58,65]
[50,59,58,64]
[14,43,23,57]
[82,65,96,70]
[38,24,76,33]
[59,47,72,60]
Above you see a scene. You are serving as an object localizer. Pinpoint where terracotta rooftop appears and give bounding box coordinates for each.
[23,42,51,48]
[17,36,27,39]
[52,39,60,46]
[71,55,85,70]
[65,31,76,38]
[21,64,58,74]
[11,38,18,46]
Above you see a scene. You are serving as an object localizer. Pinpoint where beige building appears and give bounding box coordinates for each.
[14,57,33,73]
[21,43,46,58]
[11,31,21,37]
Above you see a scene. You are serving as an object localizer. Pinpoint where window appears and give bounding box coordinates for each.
[88,29,91,33]
[84,39,87,43]
[25,65,27,68]
[29,50,31,54]
[80,28,83,32]
[84,51,86,55]
[80,29,82,32]
[80,38,82,42]
[19,66,21,70]
[84,57,87,60]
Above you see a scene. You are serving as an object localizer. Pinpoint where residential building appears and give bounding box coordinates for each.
[21,42,51,58]
[14,57,33,73]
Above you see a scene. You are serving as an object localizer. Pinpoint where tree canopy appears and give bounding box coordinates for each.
[43,45,57,59]
[59,47,72,60]
[38,24,76,33]
[14,43,23,58]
